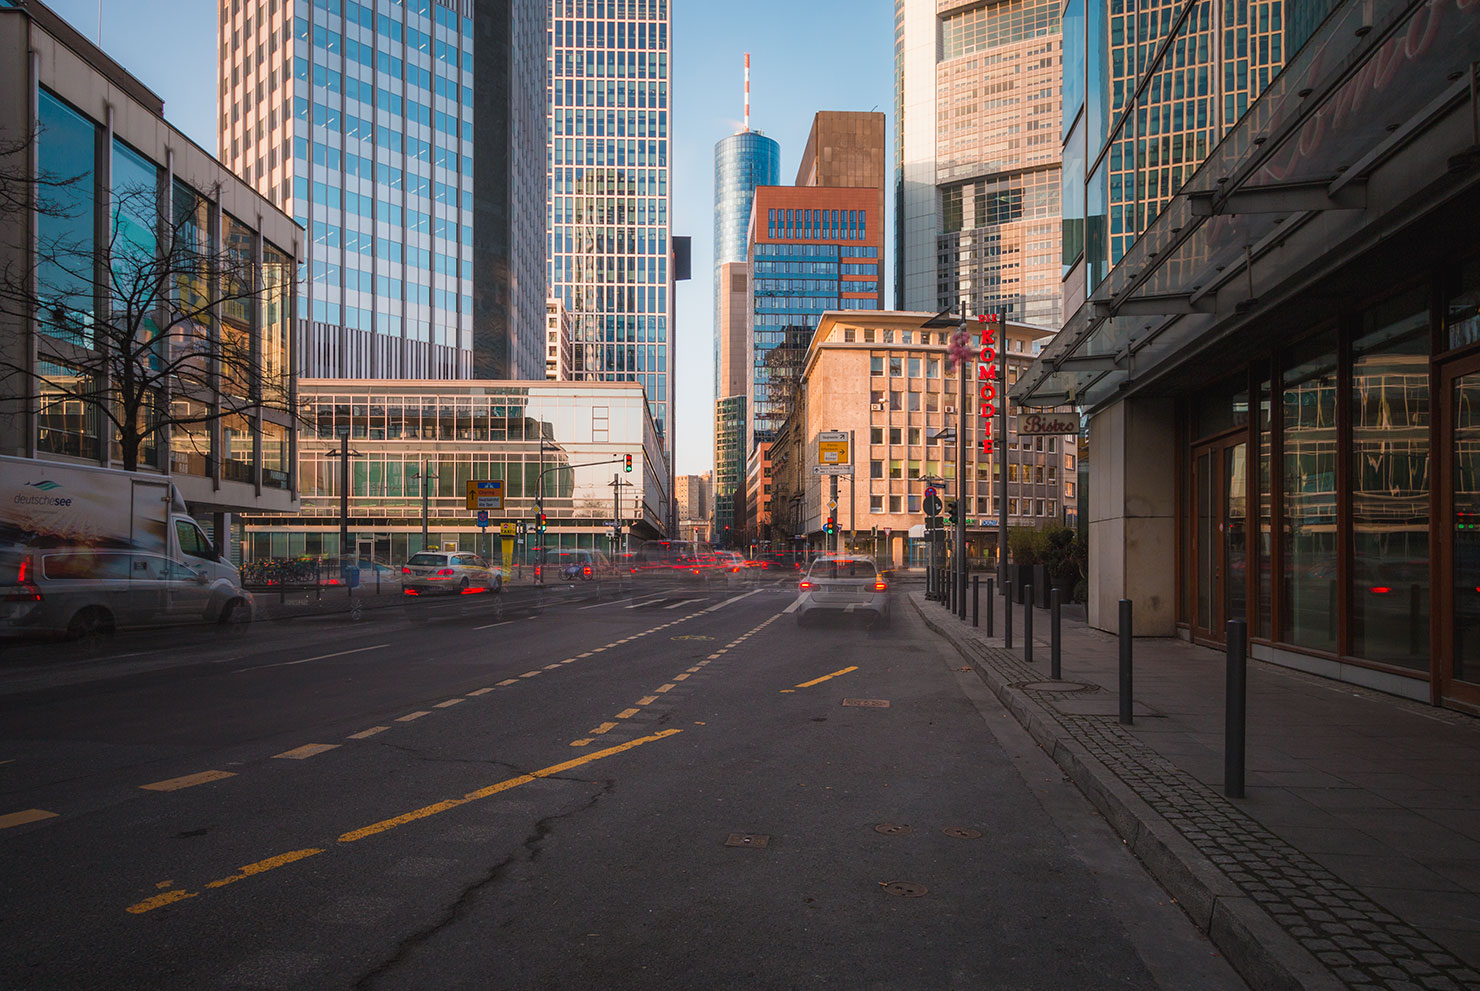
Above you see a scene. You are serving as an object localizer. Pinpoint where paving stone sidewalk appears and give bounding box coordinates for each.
[911,590,1480,991]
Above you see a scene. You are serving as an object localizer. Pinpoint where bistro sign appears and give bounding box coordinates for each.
[1017,412,1080,436]
[975,313,1001,456]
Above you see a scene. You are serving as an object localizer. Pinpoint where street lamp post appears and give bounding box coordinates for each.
[408,459,430,552]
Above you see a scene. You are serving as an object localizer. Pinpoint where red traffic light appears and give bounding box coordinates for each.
[624,453,633,472]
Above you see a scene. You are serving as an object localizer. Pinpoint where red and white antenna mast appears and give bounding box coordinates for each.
[744,53,751,131]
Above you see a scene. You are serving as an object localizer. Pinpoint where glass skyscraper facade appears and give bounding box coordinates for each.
[220,0,545,381]
[547,0,673,460]
[749,187,883,447]
[713,130,780,395]
[894,0,1063,328]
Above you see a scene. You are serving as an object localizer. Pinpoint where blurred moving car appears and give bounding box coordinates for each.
[712,550,749,573]
[795,555,889,627]
[545,548,611,581]
[400,551,502,595]
[758,552,802,573]
[630,539,704,578]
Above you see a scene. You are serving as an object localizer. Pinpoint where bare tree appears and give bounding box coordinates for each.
[0,141,295,473]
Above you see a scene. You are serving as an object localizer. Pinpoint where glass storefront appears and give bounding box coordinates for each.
[1280,331,1338,654]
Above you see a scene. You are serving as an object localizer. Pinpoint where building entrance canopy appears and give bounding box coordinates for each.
[1015,0,1480,412]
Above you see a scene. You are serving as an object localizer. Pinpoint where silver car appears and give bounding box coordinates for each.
[400,552,502,596]
[795,555,890,627]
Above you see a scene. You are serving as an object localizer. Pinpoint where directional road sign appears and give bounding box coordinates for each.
[465,479,504,511]
[924,492,943,517]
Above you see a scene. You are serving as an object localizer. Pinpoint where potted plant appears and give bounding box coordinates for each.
[1039,524,1085,605]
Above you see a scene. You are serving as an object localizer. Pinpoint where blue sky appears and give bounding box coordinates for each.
[50,0,896,475]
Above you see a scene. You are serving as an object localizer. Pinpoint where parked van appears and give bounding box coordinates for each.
[0,456,252,639]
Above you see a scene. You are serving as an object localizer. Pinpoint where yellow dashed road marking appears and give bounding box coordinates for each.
[636,696,658,706]
[434,699,464,708]
[519,671,541,678]
[569,739,593,748]
[467,688,494,696]
[497,679,519,686]
[590,722,618,735]
[396,711,431,722]
[794,665,859,689]
[0,809,58,829]
[125,889,196,913]
[140,770,235,792]
[655,684,675,693]
[673,673,690,681]
[544,663,562,670]
[347,727,389,740]
[615,708,640,719]
[204,849,323,890]
[273,744,340,760]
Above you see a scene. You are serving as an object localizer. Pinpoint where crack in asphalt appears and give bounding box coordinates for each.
[372,741,529,771]
[352,777,616,990]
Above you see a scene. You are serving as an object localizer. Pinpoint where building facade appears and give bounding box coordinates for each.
[894,0,1063,330]
[795,111,886,256]
[778,311,1075,566]
[547,0,674,459]
[545,297,573,380]
[747,185,883,450]
[713,394,746,544]
[675,471,711,543]
[240,379,668,567]
[1020,0,1480,707]
[221,0,546,381]
[0,0,302,543]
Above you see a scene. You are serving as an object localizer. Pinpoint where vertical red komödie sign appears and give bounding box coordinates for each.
[976,314,1000,457]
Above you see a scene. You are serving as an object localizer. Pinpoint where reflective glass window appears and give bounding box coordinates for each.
[1280,331,1338,652]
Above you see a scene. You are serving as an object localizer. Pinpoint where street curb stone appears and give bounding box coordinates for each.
[912,593,1345,991]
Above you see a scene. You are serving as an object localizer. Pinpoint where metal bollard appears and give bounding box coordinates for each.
[958,572,967,622]
[1004,581,1013,649]
[1024,583,1035,663]
[1225,618,1247,798]
[972,575,979,628]
[1050,587,1062,680]
[985,578,994,637]
[1118,599,1134,724]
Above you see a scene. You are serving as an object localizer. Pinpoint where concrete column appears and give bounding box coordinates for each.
[1088,396,1177,636]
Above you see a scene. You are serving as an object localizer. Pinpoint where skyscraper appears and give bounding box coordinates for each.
[547,0,674,458]
[712,55,780,544]
[894,0,1063,327]
[219,0,546,381]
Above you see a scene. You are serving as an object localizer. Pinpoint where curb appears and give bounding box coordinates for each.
[911,594,1343,991]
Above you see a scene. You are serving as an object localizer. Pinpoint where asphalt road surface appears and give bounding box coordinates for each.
[0,576,1246,990]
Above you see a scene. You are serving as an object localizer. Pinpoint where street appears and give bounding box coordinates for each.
[0,577,1243,990]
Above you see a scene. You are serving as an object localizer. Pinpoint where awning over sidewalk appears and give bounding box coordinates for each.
[1015,0,1480,412]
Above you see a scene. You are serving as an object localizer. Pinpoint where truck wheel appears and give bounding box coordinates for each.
[219,599,252,627]
[68,606,114,642]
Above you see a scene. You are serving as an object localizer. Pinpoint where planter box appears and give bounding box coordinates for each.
[1033,564,1050,607]
[1012,563,1033,603]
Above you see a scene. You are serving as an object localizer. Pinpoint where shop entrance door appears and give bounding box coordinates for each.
[1440,355,1480,708]
[1191,438,1248,644]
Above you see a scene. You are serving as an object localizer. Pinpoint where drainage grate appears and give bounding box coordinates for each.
[874,823,911,836]
[942,827,982,839]
[842,698,891,708]
[881,881,928,897]
[724,833,770,848]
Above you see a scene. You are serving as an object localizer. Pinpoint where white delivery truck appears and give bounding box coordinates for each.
[0,455,253,639]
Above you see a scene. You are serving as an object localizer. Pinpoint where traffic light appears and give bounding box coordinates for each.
[624,453,632,472]
[824,516,836,535]
[537,512,547,533]
[946,500,959,526]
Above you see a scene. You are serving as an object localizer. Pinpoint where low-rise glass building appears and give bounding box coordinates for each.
[240,380,668,568]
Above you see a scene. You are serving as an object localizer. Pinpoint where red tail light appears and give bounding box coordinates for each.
[18,557,30,583]
[325,578,340,585]
[462,586,486,594]
[583,565,592,576]
[436,568,455,576]
[404,588,420,596]
[799,580,813,590]
[401,566,411,574]
[1369,586,1392,594]
[874,581,888,591]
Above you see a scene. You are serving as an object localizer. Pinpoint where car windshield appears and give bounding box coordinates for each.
[807,558,879,580]
[405,553,447,567]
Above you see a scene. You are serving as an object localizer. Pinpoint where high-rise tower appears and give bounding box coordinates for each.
[894,0,1062,327]
[547,0,674,459]
[219,0,546,380]
[712,55,779,541]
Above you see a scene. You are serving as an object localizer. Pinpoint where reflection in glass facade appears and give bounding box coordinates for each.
[713,130,780,391]
[714,395,747,543]
[221,0,545,382]
[547,0,673,457]
[894,0,1063,326]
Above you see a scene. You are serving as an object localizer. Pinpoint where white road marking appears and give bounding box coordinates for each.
[664,599,702,610]
[783,597,803,614]
[474,621,513,630]
[235,644,389,672]
[623,596,670,609]
[705,589,763,612]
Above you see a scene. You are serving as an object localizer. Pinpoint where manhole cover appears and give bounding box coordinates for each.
[1017,681,1094,693]
[724,833,770,848]
[874,823,912,836]
[881,881,928,897]
[943,827,982,839]
[842,698,891,708]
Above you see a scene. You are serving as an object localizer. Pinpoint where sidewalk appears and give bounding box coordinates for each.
[912,589,1480,991]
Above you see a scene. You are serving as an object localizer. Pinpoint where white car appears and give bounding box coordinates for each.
[400,552,502,596]
[795,555,890,627]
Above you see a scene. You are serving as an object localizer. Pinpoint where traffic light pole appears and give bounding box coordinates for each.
[830,473,840,553]
[955,309,968,617]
